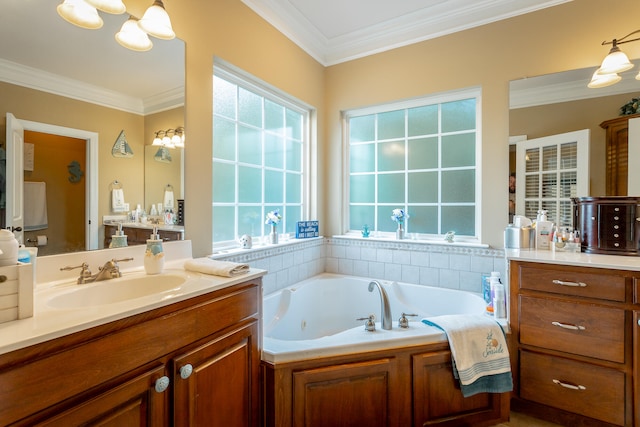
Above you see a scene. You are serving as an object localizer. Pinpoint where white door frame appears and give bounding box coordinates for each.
[20,119,98,250]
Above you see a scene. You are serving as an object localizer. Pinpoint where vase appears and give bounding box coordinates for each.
[396,222,404,240]
[269,225,278,244]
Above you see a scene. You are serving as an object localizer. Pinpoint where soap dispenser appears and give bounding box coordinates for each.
[109,223,128,248]
[144,227,164,275]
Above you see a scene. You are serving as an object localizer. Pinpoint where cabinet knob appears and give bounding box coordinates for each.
[154,376,170,393]
[180,364,193,379]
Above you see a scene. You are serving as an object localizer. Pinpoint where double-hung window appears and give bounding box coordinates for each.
[212,64,310,248]
[345,87,481,240]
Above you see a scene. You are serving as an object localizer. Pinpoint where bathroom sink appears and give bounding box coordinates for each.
[47,274,187,309]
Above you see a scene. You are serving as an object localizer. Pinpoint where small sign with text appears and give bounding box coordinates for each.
[296,221,319,238]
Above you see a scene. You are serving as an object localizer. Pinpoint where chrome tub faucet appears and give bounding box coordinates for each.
[368,280,392,330]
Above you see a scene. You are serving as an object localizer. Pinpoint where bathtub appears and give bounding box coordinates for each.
[262,273,488,363]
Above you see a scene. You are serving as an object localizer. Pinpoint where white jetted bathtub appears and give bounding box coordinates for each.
[262,273,488,363]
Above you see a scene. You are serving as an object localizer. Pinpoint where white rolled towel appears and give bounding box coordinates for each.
[184,258,250,277]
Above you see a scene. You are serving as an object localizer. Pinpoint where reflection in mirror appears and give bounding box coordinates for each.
[144,145,183,216]
[509,61,640,221]
[0,2,185,256]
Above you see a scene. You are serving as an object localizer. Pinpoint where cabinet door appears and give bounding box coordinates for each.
[172,322,260,427]
[413,350,507,427]
[33,365,168,427]
[291,357,400,427]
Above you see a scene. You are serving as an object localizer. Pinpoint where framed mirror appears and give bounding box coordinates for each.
[0,1,185,256]
[509,61,640,220]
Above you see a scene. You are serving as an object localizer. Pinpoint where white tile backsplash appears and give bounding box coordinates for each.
[215,236,505,296]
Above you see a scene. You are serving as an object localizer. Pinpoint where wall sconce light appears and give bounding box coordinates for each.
[57,0,175,52]
[152,127,185,148]
[588,30,640,88]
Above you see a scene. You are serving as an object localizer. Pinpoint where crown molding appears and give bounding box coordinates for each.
[0,58,184,115]
[242,0,571,66]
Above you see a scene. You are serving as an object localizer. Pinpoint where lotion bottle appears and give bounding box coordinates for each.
[535,210,553,250]
[144,227,164,275]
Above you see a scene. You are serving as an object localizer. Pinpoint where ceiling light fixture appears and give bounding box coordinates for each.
[116,16,153,51]
[84,0,126,14]
[138,0,176,40]
[589,30,640,88]
[56,0,176,52]
[57,0,103,30]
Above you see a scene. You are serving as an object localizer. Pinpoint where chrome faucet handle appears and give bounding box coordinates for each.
[356,314,376,332]
[102,257,134,278]
[398,313,419,329]
[60,262,92,284]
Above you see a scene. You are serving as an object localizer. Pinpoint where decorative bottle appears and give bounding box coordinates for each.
[144,227,164,275]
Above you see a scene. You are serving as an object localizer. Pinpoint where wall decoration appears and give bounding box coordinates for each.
[111,130,134,158]
[67,160,84,183]
[23,143,34,171]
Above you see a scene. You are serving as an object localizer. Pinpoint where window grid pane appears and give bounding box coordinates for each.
[347,94,478,238]
[213,73,307,246]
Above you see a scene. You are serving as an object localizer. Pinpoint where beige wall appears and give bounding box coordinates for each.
[0,82,146,228]
[166,0,326,256]
[7,0,639,255]
[166,0,640,253]
[322,0,640,248]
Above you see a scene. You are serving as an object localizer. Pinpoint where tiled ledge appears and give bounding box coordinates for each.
[329,235,503,257]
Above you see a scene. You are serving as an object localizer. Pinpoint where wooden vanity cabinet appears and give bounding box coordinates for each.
[509,260,636,426]
[262,342,509,427]
[104,224,183,247]
[0,279,262,427]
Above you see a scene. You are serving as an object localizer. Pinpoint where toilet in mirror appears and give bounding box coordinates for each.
[0,1,185,256]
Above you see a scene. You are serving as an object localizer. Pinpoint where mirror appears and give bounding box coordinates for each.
[0,1,185,255]
[509,61,640,215]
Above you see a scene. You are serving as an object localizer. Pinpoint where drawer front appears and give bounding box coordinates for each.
[519,295,625,363]
[517,263,626,302]
[520,351,625,426]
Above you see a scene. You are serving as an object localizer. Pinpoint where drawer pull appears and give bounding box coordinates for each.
[552,321,585,331]
[552,279,587,288]
[553,379,586,391]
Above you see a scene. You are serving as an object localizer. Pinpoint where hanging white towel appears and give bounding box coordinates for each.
[163,189,174,210]
[112,188,126,213]
[24,181,48,231]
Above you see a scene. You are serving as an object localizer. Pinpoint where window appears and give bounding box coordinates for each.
[212,64,311,248]
[345,88,480,240]
[515,129,590,228]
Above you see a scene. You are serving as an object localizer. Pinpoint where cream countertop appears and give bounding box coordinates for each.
[0,241,265,356]
[506,248,640,271]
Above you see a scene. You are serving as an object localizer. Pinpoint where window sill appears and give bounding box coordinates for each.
[332,234,490,249]
[209,236,324,258]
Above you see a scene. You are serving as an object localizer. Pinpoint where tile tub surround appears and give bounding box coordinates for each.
[212,236,506,296]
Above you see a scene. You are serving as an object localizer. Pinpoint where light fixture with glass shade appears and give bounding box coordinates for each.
[56,0,176,52]
[84,0,126,14]
[589,30,640,88]
[138,0,176,40]
[116,16,153,51]
[152,127,185,148]
[57,0,104,29]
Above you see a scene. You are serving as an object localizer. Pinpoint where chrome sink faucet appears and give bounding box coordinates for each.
[368,280,392,330]
[61,258,133,284]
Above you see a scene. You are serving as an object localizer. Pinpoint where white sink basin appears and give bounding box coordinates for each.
[47,274,187,309]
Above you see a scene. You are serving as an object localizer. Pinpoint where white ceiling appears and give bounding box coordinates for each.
[241,0,572,66]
